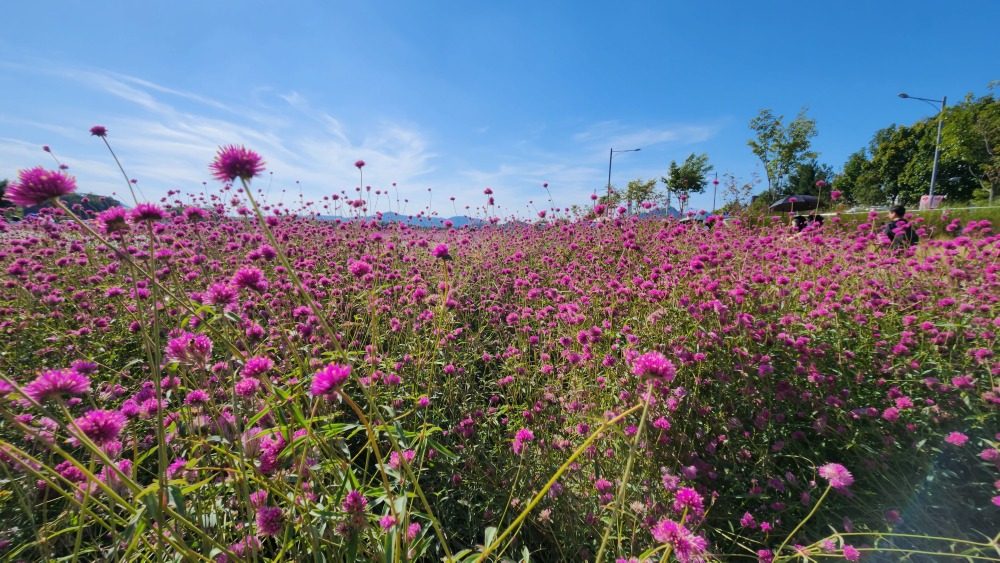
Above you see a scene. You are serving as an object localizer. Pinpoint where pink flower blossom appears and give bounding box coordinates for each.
[631,351,677,382]
[210,145,265,183]
[23,369,91,403]
[818,463,854,490]
[945,432,969,446]
[311,363,351,396]
[5,166,78,207]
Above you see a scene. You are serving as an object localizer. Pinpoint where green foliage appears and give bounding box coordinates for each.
[0,179,12,208]
[785,159,833,197]
[839,85,1000,206]
[748,107,819,196]
[661,153,714,197]
[23,192,125,217]
[624,177,659,211]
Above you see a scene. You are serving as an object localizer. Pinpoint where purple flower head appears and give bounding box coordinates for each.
[242,356,274,378]
[184,206,209,223]
[5,167,78,207]
[74,409,127,445]
[342,489,367,512]
[818,462,854,490]
[90,125,107,138]
[310,363,351,396]
[513,427,534,454]
[650,519,709,560]
[23,369,91,404]
[673,486,705,516]
[98,207,130,234]
[354,160,365,169]
[256,506,284,537]
[232,267,269,293]
[129,203,164,223]
[205,282,239,309]
[831,190,842,200]
[164,332,214,368]
[184,389,210,405]
[42,145,51,152]
[379,514,397,530]
[631,351,677,382]
[945,431,968,447]
[71,360,99,375]
[348,260,372,278]
[210,145,266,183]
[432,244,453,261]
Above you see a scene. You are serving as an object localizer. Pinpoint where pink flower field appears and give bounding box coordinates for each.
[0,143,998,562]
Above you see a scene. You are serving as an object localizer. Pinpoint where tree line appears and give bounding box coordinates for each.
[601,81,998,215]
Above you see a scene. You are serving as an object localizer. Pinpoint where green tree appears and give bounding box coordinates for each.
[747,107,819,197]
[0,179,11,208]
[785,160,834,198]
[598,186,623,207]
[835,150,870,205]
[624,178,659,213]
[661,153,712,210]
[861,125,920,205]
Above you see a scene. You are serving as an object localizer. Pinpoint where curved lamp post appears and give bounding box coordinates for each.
[607,147,641,204]
[898,92,946,202]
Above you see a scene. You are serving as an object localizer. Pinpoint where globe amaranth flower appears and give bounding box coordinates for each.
[164,332,214,368]
[129,203,165,223]
[342,489,367,512]
[354,160,365,169]
[945,431,968,446]
[242,356,274,379]
[310,363,351,396]
[432,244,452,260]
[348,260,372,278]
[512,428,534,454]
[5,166,78,207]
[256,506,284,537]
[232,267,269,293]
[672,486,705,517]
[23,368,91,403]
[650,519,709,563]
[183,206,209,223]
[89,125,107,138]
[818,462,854,490]
[97,207,130,234]
[204,282,239,310]
[210,145,266,183]
[74,409,127,445]
[631,351,677,382]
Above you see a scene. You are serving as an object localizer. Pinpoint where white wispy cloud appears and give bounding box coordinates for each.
[1,61,727,218]
[0,62,439,210]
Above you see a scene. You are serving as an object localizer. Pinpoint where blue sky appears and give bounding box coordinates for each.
[1,1,997,218]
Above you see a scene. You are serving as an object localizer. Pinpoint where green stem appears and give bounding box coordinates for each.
[595,381,654,563]
[477,403,644,562]
[774,484,832,560]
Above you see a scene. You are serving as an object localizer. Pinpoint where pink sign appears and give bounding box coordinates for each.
[919,195,946,210]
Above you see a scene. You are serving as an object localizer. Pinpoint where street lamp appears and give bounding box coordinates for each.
[898,92,946,203]
[607,147,641,204]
